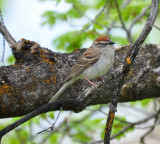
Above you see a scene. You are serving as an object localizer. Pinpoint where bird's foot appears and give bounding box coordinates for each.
[86,79,97,87]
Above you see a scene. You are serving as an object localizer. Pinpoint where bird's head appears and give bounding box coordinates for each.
[92,35,115,48]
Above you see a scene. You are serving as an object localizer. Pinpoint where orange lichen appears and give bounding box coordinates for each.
[44,79,50,84]
[41,57,55,66]
[129,68,133,75]
[25,68,31,72]
[31,75,36,79]
[12,64,21,68]
[42,59,49,63]
[153,74,157,80]
[0,83,13,96]
[50,75,57,84]
[49,61,54,66]
[0,83,16,115]
[31,49,36,54]
[124,49,127,53]
[127,56,131,64]
[38,49,56,66]
[108,112,115,131]
[105,112,115,133]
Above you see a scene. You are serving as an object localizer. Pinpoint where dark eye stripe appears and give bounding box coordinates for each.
[95,42,108,45]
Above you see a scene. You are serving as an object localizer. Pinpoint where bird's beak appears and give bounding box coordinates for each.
[109,40,115,45]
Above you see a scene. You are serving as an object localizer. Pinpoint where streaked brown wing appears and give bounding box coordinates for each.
[63,47,100,82]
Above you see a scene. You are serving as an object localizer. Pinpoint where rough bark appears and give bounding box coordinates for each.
[0,43,160,118]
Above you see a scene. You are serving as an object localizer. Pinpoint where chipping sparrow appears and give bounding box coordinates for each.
[49,35,115,103]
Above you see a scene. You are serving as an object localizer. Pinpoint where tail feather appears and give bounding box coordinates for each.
[49,78,77,103]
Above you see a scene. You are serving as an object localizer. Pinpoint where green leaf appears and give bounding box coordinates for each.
[48,112,55,119]
[15,128,29,141]
[53,31,87,52]
[5,136,21,144]
[7,55,16,64]
[40,113,47,119]
[49,132,62,144]
[131,98,153,107]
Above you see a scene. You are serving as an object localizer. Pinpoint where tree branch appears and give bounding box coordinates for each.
[0,42,160,118]
[129,6,151,31]
[80,0,109,32]
[140,109,160,144]
[0,17,17,49]
[0,98,86,142]
[0,10,5,65]
[89,108,160,144]
[153,24,160,31]
[104,0,159,143]
[114,0,133,43]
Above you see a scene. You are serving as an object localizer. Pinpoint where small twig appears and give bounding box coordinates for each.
[114,0,127,31]
[111,109,160,140]
[129,6,151,31]
[80,0,109,32]
[136,123,160,129]
[106,21,115,35]
[83,109,160,144]
[0,10,5,65]
[140,109,160,144]
[153,24,160,31]
[73,3,104,28]
[0,15,17,49]
[104,0,159,143]
[98,107,131,124]
[0,99,86,142]
[55,127,87,144]
[37,107,63,134]
[114,0,133,43]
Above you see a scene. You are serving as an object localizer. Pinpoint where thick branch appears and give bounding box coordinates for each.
[0,43,159,118]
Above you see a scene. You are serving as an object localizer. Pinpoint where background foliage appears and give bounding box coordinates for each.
[41,0,160,52]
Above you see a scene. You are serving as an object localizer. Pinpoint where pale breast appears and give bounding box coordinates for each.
[79,50,114,80]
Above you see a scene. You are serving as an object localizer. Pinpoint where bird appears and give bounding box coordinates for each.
[49,35,115,103]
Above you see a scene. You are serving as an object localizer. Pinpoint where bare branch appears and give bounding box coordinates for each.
[81,0,109,32]
[153,24,160,31]
[0,16,17,49]
[0,93,90,142]
[37,107,62,134]
[0,10,5,65]
[129,6,151,31]
[86,108,160,144]
[73,3,104,28]
[140,109,160,144]
[111,109,160,140]
[114,0,133,43]
[104,0,159,143]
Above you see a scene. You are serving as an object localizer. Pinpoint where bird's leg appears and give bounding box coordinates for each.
[86,78,96,87]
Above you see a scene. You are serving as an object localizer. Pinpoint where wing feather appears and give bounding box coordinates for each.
[63,47,100,82]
